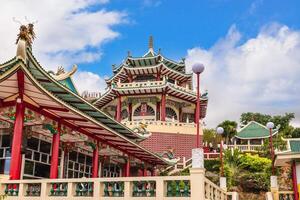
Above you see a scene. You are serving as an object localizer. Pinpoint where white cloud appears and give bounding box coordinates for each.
[186,23,300,128]
[0,0,126,93]
[73,71,107,94]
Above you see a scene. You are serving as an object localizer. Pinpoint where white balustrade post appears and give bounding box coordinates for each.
[18,183,24,197]
[93,180,100,200]
[67,182,73,197]
[190,148,205,200]
[220,177,227,191]
[124,181,131,198]
[156,179,164,200]
[271,176,279,200]
[40,182,47,198]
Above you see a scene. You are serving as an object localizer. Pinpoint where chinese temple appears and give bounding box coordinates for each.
[93,36,208,160]
[0,24,173,180]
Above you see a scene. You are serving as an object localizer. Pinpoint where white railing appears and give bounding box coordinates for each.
[0,174,235,200]
[116,80,165,88]
[266,191,294,200]
[227,145,262,152]
[163,153,220,175]
[204,178,227,200]
[114,80,197,95]
[122,120,196,135]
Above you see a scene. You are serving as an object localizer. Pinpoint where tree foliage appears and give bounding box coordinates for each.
[203,128,222,148]
[217,120,238,144]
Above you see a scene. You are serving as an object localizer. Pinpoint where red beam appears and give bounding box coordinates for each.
[17,70,24,99]
[62,117,88,122]
[0,100,16,108]
[41,106,69,112]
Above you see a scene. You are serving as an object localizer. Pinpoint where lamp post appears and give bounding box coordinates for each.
[192,63,205,148]
[266,122,275,175]
[217,127,224,176]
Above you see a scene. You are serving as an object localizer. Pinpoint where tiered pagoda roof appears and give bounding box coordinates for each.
[94,37,208,118]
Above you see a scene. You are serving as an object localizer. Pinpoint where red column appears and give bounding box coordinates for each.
[116,96,122,122]
[92,144,99,178]
[143,168,148,177]
[179,107,182,122]
[151,168,156,176]
[9,100,25,180]
[292,161,299,200]
[128,103,132,121]
[156,102,160,120]
[161,93,166,121]
[50,123,61,179]
[125,158,130,177]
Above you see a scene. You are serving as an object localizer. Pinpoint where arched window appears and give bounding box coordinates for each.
[121,109,128,120]
[166,107,177,120]
[133,104,155,116]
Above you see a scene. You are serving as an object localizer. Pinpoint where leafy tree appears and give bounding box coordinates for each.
[217,120,238,144]
[292,128,300,138]
[203,128,222,148]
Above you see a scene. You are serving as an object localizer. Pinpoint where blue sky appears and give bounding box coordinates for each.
[1,0,300,127]
[82,0,300,77]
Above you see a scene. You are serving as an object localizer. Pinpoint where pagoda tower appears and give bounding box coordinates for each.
[94,37,208,159]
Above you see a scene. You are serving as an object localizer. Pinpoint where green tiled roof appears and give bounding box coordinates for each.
[290,140,300,152]
[26,51,139,140]
[236,121,277,139]
[59,77,78,94]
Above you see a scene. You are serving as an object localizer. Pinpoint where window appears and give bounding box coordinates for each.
[1,135,10,147]
[134,75,156,82]
[166,107,177,120]
[133,104,155,116]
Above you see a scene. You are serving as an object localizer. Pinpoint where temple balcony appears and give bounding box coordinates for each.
[122,120,198,135]
[0,171,238,200]
[113,79,196,95]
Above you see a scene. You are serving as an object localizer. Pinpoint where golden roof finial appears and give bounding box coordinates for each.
[148,35,153,50]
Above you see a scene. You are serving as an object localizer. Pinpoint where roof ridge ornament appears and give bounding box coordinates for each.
[148,35,154,51]
[14,17,37,61]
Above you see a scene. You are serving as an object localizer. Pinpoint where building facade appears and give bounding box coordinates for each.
[0,26,171,180]
[93,37,208,159]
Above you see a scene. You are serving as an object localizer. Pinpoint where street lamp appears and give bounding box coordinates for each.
[266,121,275,175]
[192,63,205,148]
[216,127,224,176]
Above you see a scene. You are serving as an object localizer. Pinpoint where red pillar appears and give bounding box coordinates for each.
[125,158,130,177]
[161,93,166,121]
[293,161,299,200]
[151,168,156,176]
[156,102,160,120]
[116,96,122,122]
[179,107,182,122]
[92,144,99,178]
[128,103,132,121]
[50,123,61,179]
[143,168,148,177]
[9,100,25,180]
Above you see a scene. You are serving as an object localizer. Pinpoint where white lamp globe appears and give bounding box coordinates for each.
[216,127,224,135]
[266,122,274,129]
[192,63,205,74]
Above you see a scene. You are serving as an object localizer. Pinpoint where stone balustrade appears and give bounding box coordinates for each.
[0,173,234,200]
[122,120,197,135]
[114,80,197,95]
[116,80,165,89]
[226,144,262,152]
